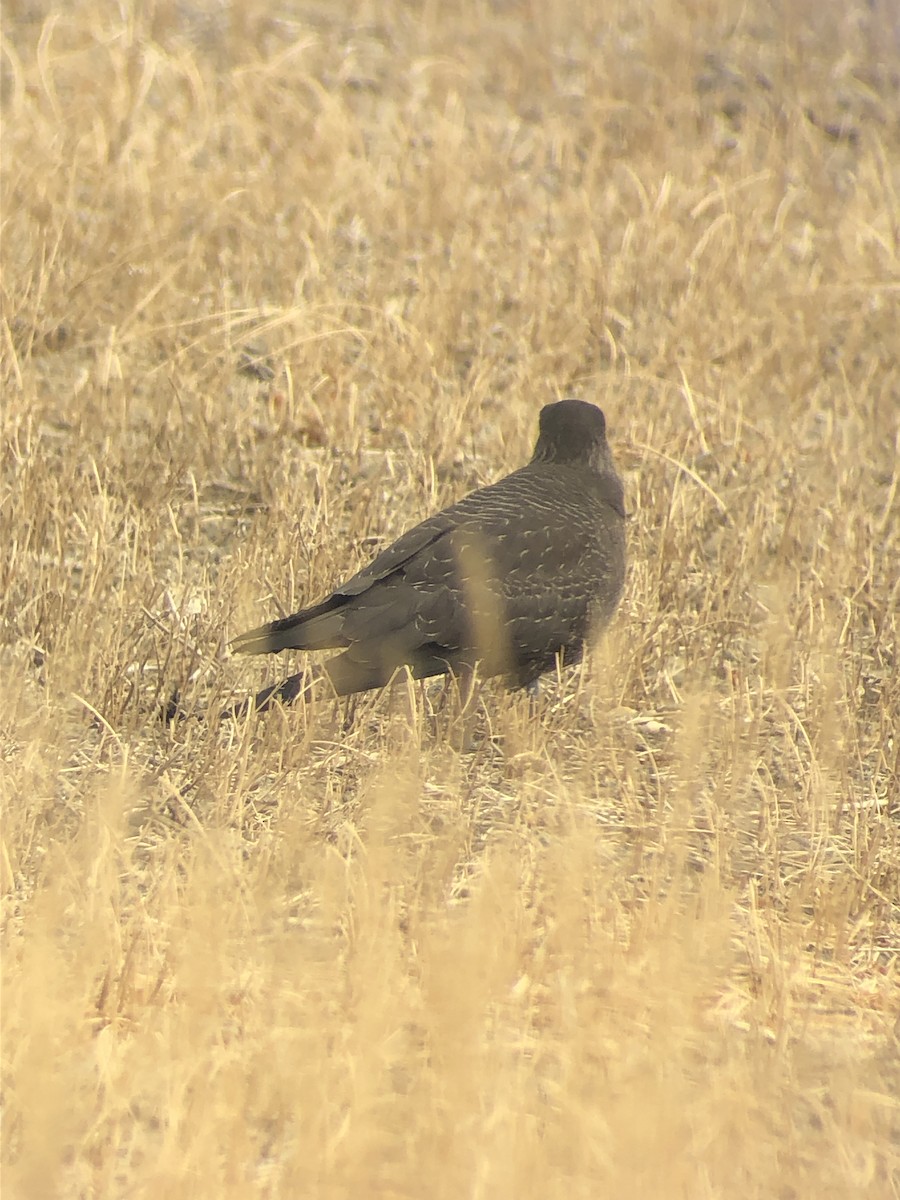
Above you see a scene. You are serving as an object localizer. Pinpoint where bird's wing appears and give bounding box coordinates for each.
[231,511,464,656]
[334,512,457,597]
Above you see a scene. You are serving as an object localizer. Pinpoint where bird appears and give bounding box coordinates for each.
[230,399,626,702]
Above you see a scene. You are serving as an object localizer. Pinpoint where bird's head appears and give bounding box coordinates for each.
[531,399,615,474]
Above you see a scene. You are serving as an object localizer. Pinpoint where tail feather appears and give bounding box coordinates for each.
[230,622,289,655]
[230,605,347,656]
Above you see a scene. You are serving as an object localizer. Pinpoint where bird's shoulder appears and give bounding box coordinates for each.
[452,461,626,522]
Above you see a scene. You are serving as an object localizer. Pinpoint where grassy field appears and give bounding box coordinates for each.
[2,1,898,1196]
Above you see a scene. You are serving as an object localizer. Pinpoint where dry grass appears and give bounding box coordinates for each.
[2,1,899,1196]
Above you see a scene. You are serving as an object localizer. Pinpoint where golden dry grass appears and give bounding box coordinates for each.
[2,1,899,1196]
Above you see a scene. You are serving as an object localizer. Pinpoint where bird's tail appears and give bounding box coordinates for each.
[230,601,346,656]
[230,620,300,655]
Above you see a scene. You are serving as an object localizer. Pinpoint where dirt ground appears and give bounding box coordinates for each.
[2,2,898,1197]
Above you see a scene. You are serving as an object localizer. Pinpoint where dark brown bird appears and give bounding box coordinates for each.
[231,399,626,698]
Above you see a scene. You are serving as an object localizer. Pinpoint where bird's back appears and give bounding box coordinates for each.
[435,460,626,682]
